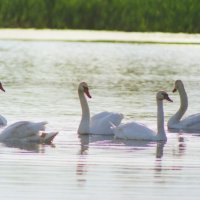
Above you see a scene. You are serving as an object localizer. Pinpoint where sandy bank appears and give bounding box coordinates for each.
[0,29,200,44]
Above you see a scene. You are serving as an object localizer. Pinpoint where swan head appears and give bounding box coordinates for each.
[78,82,92,98]
[0,82,5,92]
[173,80,184,93]
[157,91,173,102]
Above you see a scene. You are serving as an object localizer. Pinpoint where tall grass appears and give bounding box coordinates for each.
[0,0,199,32]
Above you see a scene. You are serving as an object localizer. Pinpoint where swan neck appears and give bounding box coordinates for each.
[177,86,188,119]
[170,85,188,124]
[78,90,90,134]
[157,99,166,138]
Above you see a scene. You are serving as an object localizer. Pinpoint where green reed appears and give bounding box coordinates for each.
[0,0,199,32]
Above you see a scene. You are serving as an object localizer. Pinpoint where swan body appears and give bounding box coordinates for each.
[168,80,200,131]
[0,121,58,143]
[0,82,7,127]
[113,91,172,141]
[113,121,158,140]
[78,82,123,135]
[90,111,124,135]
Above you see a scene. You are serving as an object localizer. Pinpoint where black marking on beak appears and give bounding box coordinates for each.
[165,94,173,102]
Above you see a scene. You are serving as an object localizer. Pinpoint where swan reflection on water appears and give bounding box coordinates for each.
[154,134,185,181]
[76,134,155,186]
[78,134,155,154]
[78,134,185,183]
[169,127,200,134]
[78,133,186,156]
[155,141,166,159]
[0,140,56,153]
[78,133,186,163]
[172,133,186,157]
[78,134,115,155]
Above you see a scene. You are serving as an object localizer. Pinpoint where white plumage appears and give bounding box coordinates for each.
[113,121,157,140]
[77,82,123,135]
[0,82,7,127]
[0,121,58,143]
[113,91,172,141]
[90,111,124,135]
[168,80,200,132]
[0,115,7,127]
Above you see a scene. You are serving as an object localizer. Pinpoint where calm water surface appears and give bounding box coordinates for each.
[0,40,200,200]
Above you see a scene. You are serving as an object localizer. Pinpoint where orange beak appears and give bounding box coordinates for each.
[83,87,92,98]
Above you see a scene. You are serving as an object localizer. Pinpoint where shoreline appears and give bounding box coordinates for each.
[1,29,200,44]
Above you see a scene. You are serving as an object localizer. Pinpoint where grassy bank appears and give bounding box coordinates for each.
[0,0,199,32]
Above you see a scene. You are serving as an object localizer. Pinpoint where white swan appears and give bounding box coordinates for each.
[168,80,200,131]
[78,82,123,135]
[0,82,7,127]
[113,91,173,141]
[0,121,58,144]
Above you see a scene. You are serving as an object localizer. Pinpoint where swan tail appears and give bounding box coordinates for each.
[110,121,116,129]
[37,121,48,131]
[41,132,58,144]
[119,113,124,120]
[39,121,48,125]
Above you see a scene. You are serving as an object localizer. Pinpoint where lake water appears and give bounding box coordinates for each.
[0,40,200,200]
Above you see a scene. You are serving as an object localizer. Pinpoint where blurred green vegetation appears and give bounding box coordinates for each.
[0,0,199,32]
